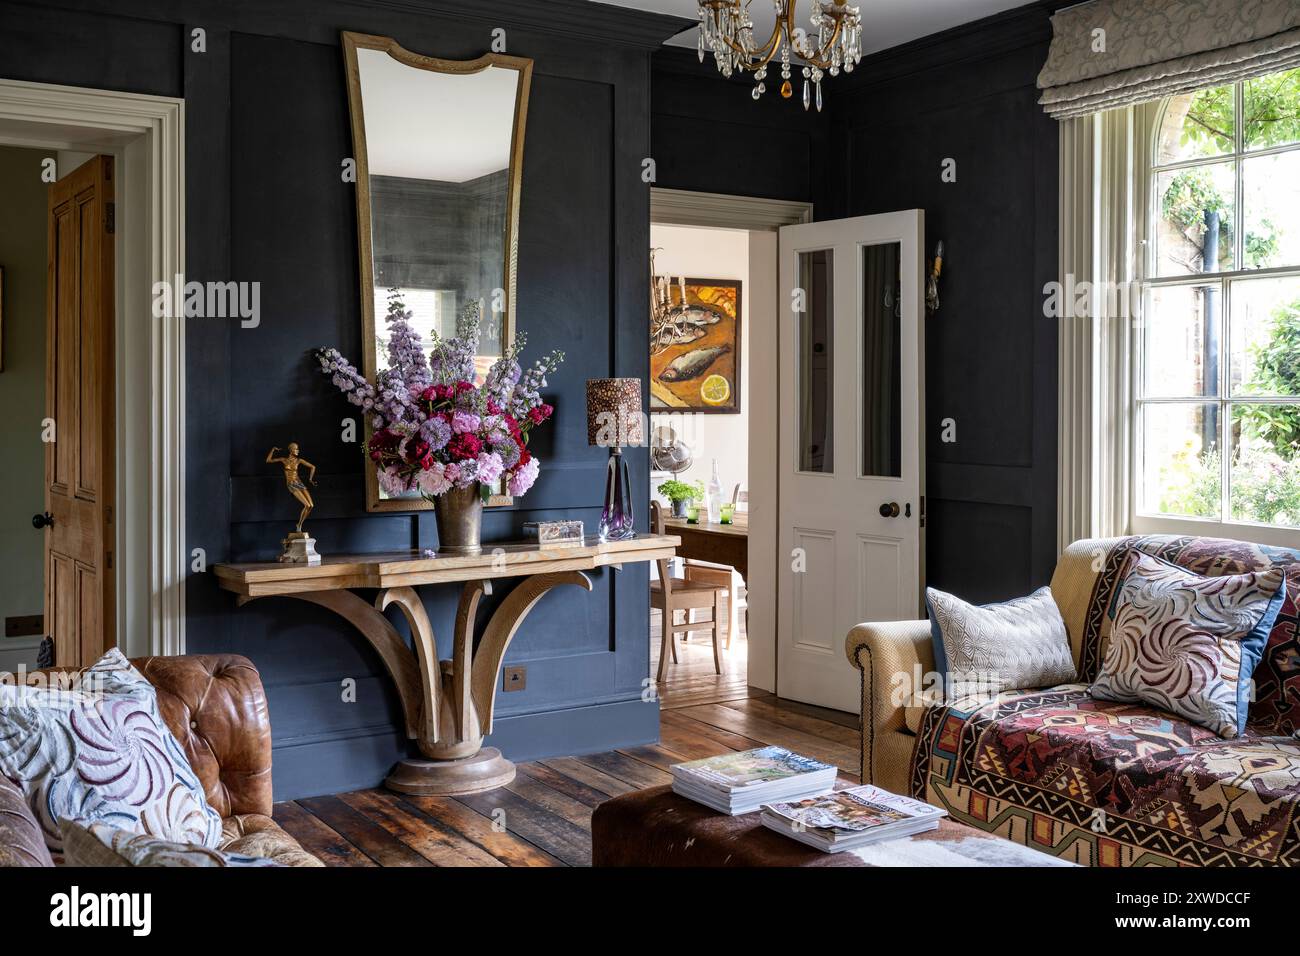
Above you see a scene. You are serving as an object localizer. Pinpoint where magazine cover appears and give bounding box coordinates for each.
[673,746,833,788]
[766,786,940,832]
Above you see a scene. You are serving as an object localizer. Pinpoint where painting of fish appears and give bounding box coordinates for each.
[649,272,741,413]
[659,345,730,382]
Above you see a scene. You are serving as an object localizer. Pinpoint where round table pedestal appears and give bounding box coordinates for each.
[385,747,517,796]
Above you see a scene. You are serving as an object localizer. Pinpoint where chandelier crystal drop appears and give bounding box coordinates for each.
[697,0,863,111]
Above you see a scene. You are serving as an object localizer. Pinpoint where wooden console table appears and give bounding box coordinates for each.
[215,535,677,796]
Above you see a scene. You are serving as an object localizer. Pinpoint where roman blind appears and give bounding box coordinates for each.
[1038,0,1300,119]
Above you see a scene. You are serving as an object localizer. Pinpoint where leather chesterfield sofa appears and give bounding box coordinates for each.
[0,654,322,867]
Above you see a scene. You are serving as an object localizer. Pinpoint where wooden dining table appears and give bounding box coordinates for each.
[664,515,748,583]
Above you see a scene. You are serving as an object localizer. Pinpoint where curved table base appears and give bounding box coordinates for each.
[385,747,517,796]
[240,570,592,795]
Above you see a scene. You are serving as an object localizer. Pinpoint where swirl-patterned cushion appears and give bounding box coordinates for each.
[0,649,223,861]
[925,586,1077,696]
[59,818,279,867]
[1090,552,1287,737]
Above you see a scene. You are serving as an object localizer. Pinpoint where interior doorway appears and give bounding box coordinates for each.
[647,189,812,702]
[0,79,185,667]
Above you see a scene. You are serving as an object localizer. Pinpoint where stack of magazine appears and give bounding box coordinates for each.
[670,746,837,815]
[760,785,947,853]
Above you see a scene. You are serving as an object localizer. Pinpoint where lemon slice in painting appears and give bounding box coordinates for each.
[700,374,730,406]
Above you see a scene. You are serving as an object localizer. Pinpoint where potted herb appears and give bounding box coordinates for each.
[657,478,705,519]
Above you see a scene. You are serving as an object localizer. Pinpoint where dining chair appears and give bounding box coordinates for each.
[650,501,723,682]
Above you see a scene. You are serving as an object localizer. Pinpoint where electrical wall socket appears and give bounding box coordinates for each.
[502,665,527,692]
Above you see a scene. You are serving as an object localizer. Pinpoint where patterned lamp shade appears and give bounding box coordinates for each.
[585,378,643,447]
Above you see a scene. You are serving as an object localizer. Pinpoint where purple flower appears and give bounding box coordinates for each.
[420,415,452,452]
[451,410,481,435]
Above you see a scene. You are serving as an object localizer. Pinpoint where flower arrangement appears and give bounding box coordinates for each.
[316,291,564,503]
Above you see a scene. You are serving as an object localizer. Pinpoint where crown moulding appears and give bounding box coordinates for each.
[349,0,696,51]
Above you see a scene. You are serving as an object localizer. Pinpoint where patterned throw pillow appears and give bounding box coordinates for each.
[0,649,223,861]
[1090,552,1287,738]
[925,586,1077,695]
[59,819,279,868]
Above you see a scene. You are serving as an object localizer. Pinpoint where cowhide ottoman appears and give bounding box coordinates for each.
[591,785,1074,867]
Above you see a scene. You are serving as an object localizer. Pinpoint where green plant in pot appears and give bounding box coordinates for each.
[658,479,705,519]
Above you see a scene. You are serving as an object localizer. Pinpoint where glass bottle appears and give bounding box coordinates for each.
[706,458,723,524]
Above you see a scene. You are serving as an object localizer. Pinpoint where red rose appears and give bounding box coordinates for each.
[516,445,531,467]
[447,433,482,461]
[404,438,432,467]
[369,428,399,458]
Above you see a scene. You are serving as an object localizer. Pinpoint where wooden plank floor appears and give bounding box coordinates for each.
[273,602,861,866]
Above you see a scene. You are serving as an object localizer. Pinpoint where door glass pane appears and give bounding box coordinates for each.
[798,249,834,473]
[1140,402,1221,518]
[861,242,902,478]
[1242,151,1300,269]
[1154,162,1236,276]
[1230,275,1300,396]
[1230,403,1300,528]
[1143,283,1219,397]
[1244,67,1300,151]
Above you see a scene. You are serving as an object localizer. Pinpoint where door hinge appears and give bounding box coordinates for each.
[919,495,926,528]
[105,202,115,234]
[105,550,114,570]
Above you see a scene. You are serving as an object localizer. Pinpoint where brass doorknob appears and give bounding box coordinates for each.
[878,502,900,518]
[32,512,54,529]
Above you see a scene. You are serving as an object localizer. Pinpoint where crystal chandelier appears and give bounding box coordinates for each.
[697,0,863,111]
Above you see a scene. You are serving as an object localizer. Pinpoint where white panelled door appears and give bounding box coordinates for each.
[776,211,925,713]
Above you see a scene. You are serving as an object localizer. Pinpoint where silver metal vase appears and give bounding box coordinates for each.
[432,483,483,554]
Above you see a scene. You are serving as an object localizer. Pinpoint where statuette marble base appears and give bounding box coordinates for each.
[279,531,321,566]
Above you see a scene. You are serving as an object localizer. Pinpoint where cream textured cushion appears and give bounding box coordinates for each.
[926,586,1077,696]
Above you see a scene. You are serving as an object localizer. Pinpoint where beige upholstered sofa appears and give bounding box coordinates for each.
[845,534,1300,866]
[845,538,1106,795]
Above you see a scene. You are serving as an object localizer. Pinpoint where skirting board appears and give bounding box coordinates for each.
[270,696,661,802]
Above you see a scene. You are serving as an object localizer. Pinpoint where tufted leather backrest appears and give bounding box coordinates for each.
[26,653,274,820]
[130,655,274,819]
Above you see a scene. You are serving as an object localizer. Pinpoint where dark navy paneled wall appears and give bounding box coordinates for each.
[829,4,1061,601]
[650,2,1060,604]
[0,0,688,798]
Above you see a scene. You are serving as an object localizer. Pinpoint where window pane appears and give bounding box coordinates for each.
[1157,85,1235,163]
[1231,275,1300,397]
[1141,403,1221,519]
[1230,404,1300,528]
[1143,283,1220,397]
[1244,67,1300,151]
[1155,162,1236,276]
[798,249,834,473]
[1242,151,1300,269]
[861,242,902,478]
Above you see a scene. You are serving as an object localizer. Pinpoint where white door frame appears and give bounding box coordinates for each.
[0,79,186,658]
[650,188,812,693]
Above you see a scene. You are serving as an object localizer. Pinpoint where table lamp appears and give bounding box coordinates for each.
[586,378,643,540]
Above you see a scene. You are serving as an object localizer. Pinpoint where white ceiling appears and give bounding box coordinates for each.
[358,48,518,182]
[594,0,1034,56]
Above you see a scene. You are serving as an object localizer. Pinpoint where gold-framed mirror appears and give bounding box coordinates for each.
[342,31,533,511]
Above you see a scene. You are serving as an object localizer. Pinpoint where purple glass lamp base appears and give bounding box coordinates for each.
[599,447,636,540]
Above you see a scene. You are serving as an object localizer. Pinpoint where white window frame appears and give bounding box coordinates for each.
[1130,86,1300,549]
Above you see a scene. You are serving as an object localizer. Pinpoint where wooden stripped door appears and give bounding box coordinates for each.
[44,156,115,667]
